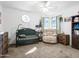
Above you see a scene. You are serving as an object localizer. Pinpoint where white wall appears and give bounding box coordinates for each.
[60,4,79,46]
[61,5,79,17]
[0,5,3,32]
[2,7,41,44]
[61,21,71,46]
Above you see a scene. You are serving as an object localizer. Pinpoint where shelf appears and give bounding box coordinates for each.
[72,22,79,24]
[72,34,79,36]
[73,29,79,30]
[72,15,79,18]
[71,15,79,49]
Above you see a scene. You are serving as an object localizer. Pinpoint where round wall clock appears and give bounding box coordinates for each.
[22,15,30,23]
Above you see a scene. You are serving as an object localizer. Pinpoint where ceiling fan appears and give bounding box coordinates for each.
[39,1,53,12]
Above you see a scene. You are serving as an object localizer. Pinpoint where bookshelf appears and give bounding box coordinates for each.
[72,15,79,49]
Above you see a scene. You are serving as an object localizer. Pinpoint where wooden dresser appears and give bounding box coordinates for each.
[57,34,70,45]
[0,32,8,56]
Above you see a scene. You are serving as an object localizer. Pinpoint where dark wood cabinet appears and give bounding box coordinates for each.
[57,34,70,45]
[71,15,79,49]
[72,35,79,49]
[0,32,8,56]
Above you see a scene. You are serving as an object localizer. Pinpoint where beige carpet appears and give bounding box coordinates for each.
[5,42,79,58]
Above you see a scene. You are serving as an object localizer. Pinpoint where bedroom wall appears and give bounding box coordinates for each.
[60,4,79,46]
[61,22,71,46]
[2,7,41,44]
[0,5,3,32]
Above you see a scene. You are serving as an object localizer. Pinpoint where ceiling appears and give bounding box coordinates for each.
[0,1,79,14]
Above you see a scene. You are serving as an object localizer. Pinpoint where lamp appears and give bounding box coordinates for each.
[17,24,23,30]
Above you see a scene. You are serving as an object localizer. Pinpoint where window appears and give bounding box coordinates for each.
[51,17,57,29]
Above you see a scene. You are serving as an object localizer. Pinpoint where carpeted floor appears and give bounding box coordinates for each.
[4,42,79,58]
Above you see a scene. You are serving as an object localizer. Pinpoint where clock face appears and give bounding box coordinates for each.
[22,15,30,22]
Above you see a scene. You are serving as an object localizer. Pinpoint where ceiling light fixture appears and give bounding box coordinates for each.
[40,1,50,13]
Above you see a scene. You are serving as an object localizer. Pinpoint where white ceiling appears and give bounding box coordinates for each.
[0,1,79,14]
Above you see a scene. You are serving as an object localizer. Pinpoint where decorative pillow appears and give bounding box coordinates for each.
[18,34,26,38]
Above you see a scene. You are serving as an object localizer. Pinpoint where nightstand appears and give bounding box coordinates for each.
[57,34,70,45]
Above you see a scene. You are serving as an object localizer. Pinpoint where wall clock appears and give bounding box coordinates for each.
[22,15,30,23]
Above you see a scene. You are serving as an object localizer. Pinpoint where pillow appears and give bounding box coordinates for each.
[18,34,26,38]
